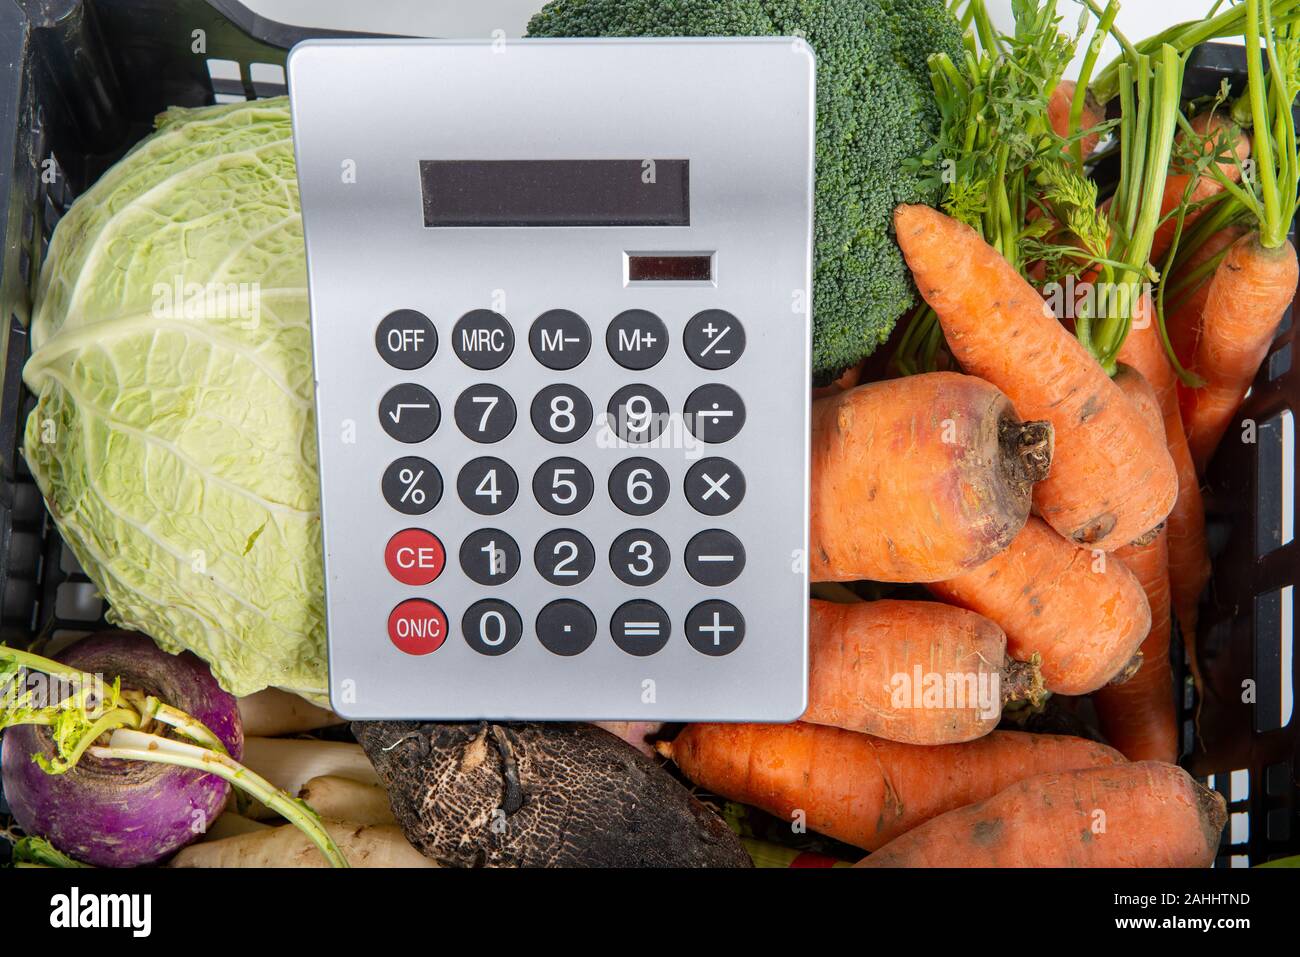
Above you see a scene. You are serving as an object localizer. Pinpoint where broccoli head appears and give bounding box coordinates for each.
[526,0,963,379]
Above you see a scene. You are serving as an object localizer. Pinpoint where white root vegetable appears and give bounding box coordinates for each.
[237,688,344,737]
[201,813,271,842]
[239,738,379,820]
[590,722,665,758]
[170,820,435,868]
[299,775,395,826]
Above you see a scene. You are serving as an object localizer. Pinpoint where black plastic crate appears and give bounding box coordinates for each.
[0,2,1295,866]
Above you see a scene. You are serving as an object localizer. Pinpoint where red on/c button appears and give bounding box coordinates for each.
[388,599,447,656]
[385,528,445,585]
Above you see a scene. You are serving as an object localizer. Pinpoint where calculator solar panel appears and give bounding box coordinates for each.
[289,38,814,720]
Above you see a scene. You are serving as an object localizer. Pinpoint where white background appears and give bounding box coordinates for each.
[243,0,1202,71]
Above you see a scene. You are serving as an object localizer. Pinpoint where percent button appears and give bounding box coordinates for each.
[382,457,442,515]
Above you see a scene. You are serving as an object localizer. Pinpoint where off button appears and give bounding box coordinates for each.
[384,528,445,585]
[388,598,447,656]
[375,309,436,370]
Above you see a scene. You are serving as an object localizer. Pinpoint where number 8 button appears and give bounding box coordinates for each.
[531,384,592,443]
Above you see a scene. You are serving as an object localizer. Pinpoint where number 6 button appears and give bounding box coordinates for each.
[609,529,669,585]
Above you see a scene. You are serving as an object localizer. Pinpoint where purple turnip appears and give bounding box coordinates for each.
[1,631,346,867]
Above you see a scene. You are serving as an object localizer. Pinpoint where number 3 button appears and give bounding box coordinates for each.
[609,529,669,586]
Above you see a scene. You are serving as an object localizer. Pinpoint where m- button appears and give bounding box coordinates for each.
[453,309,514,370]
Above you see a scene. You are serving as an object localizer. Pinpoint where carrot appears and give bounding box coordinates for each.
[1184,233,1299,472]
[811,359,865,399]
[929,516,1150,695]
[1094,530,1179,763]
[895,204,1177,549]
[803,599,1044,745]
[1150,112,1251,265]
[1048,79,1105,160]
[1167,224,1249,368]
[657,723,1123,852]
[1116,299,1211,662]
[857,762,1225,868]
[1181,0,1300,474]
[809,371,1052,583]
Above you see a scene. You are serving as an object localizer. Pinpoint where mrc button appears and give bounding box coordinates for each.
[375,309,437,370]
[387,598,447,656]
[607,309,669,370]
[384,528,445,585]
[453,309,514,369]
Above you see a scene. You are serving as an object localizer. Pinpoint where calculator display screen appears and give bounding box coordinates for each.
[419,159,689,227]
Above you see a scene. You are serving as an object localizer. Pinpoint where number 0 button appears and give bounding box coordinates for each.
[686,600,745,656]
[609,529,669,586]
[457,457,518,515]
[537,599,597,657]
[379,383,440,443]
[531,384,592,443]
[388,599,447,656]
[452,309,513,370]
[463,599,522,656]
[685,384,745,443]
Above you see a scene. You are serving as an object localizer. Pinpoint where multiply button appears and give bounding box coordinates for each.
[376,309,437,370]
[607,309,669,370]
[379,383,439,443]
[388,599,447,656]
[453,309,513,370]
[686,600,745,656]
[684,457,745,515]
[530,309,591,370]
[384,528,445,586]
[684,310,745,370]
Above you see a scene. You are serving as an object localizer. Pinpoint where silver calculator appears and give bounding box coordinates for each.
[289,37,813,721]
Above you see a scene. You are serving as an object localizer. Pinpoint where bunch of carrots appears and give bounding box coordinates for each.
[657,0,1299,867]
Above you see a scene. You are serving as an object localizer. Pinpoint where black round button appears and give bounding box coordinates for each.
[610,600,671,656]
[532,457,594,515]
[536,600,597,657]
[606,309,669,370]
[686,600,745,656]
[457,457,519,515]
[606,384,670,444]
[684,457,746,515]
[381,456,442,515]
[376,309,437,370]
[529,309,591,370]
[452,309,513,370]
[463,599,523,656]
[379,383,440,443]
[684,384,746,443]
[609,529,670,586]
[534,529,595,586]
[531,384,592,443]
[459,529,520,586]
[685,529,746,586]
[454,384,516,443]
[608,458,669,515]
[684,309,745,370]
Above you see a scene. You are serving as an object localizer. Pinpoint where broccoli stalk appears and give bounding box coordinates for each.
[526,0,966,379]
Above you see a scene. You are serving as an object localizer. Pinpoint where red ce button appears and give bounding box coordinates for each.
[384,529,445,585]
